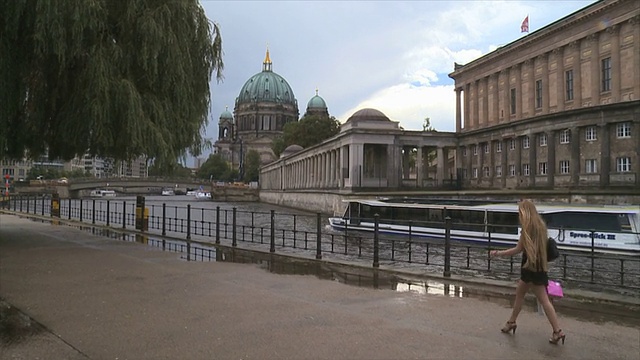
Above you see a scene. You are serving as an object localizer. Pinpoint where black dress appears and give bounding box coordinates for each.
[520,251,549,286]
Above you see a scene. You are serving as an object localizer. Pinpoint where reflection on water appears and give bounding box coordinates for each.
[395,281,464,298]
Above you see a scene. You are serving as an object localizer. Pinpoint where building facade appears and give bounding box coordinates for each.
[215,49,300,171]
[449,0,640,189]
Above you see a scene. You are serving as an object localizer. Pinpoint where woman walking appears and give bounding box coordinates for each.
[490,199,566,344]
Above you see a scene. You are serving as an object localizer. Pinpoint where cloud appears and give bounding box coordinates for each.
[341,83,455,132]
[196,0,598,165]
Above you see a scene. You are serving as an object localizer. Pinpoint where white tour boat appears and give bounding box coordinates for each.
[89,189,117,198]
[161,188,175,196]
[328,199,640,255]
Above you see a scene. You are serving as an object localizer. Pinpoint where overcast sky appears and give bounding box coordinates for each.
[196,0,596,160]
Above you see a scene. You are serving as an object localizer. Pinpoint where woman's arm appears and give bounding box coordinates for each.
[490,239,523,257]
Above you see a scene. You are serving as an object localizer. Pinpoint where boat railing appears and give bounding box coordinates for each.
[2,194,639,295]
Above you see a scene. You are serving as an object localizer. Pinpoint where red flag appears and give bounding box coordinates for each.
[521,15,529,33]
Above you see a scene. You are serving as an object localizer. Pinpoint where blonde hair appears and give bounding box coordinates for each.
[518,199,549,271]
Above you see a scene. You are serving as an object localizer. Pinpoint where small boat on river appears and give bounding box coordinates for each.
[328,198,640,255]
[89,189,117,198]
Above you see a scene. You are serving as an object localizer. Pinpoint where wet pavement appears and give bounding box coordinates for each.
[1,214,639,360]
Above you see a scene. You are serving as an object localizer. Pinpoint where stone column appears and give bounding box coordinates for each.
[489,141,496,187]
[555,47,565,112]
[464,84,470,129]
[608,25,620,102]
[599,124,610,187]
[416,146,424,187]
[492,74,499,125]
[436,147,445,186]
[387,144,401,188]
[540,53,549,114]
[527,59,535,115]
[571,127,580,186]
[501,139,508,188]
[500,70,509,123]
[514,64,522,120]
[455,146,463,186]
[589,32,600,105]
[529,134,537,187]
[455,89,462,132]
[548,130,556,187]
[474,80,480,128]
[402,147,411,180]
[482,77,489,127]
[515,137,522,187]
[632,16,640,101]
[569,40,582,107]
[349,144,364,188]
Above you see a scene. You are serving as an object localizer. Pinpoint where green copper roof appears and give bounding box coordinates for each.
[236,50,296,106]
[307,90,327,109]
[220,106,233,120]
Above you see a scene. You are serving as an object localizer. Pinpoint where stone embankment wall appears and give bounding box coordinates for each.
[260,189,640,215]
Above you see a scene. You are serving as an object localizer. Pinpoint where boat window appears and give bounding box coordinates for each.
[487,211,519,234]
[618,214,632,232]
[448,209,485,232]
[542,212,624,232]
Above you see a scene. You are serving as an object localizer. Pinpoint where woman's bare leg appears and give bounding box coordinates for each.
[508,280,530,323]
[531,285,561,331]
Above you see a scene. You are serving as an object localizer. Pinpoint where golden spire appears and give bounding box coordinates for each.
[264,44,271,64]
[263,44,272,71]
[315,88,319,96]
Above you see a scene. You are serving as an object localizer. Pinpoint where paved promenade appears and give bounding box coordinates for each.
[1,214,638,360]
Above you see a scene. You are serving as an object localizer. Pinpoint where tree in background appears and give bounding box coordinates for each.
[0,0,223,167]
[195,153,238,182]
[272,115,340,158]
[148,162,192,178]
[242,150,261,183]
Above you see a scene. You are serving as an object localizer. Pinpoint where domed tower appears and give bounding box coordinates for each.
[217,106,234,141]
[233,48,299,164]
[304,89,329,117]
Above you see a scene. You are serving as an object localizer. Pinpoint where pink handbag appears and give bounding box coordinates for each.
[547,280,564,298]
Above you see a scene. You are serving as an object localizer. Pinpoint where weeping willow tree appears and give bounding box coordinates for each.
[0,0,223,165]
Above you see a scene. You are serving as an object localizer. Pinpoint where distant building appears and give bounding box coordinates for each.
[214,49,330,176]
[449,0,640,189]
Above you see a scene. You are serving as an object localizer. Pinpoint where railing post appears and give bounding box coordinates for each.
[162,203,167,236]
[122,201,127,229]
[215,206,220,244]
[590,229,595,283]
[373,214,380,268]
[79,199,83,222]
[26,195,30,214]
[232,207,237,247]
[92,199,96,224]
[106,200,110,227]
[487,228,492,271]
[269,210,275,253]
[444,216,452,277]
[316,213,322,260]
[186,204,191,240]
[19,195,22,212]
[41,196,45,216]
[68,199,72,220]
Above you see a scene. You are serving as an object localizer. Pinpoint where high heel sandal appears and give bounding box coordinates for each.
[549,329,566,344]
[501,321,517,334]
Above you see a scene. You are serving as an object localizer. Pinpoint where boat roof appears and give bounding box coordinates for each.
[345,199,640,214]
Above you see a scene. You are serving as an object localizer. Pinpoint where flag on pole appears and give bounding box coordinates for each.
[521,15,529,33]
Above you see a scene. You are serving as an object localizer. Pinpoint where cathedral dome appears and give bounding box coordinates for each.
[307,91,327,110]
[236,50,297,106]
[346,108,390,123]
[219,106,233,123]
